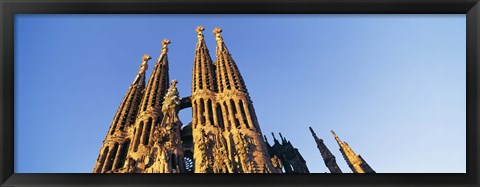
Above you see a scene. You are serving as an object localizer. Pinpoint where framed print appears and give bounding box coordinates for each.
[1,0,479,186]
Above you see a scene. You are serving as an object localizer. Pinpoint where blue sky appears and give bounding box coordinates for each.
[14,14,466,173]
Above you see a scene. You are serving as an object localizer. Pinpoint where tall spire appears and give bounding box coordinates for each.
[211,27,277,173]
[93,54,150,173]
[213,27,248,93]
[138,39,171,112]
[191,26,228,173]
[331,130,375,173]
[309,127,342,173]
[126,40,171,171]
[192,26,217,93]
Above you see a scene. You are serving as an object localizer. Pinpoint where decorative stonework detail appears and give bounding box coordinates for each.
[95,28,373,174]
[196,26,205,40]
[161,39,171,54]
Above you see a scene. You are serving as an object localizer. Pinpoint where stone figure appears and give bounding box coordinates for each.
[162,79,181,123]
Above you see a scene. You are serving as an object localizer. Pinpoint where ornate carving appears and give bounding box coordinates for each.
[141,54,152,63]
[162,79,181,123]
[161,39,171,54]
[196,26,205,40]
[125,157,136,173]
[213,27,223,42]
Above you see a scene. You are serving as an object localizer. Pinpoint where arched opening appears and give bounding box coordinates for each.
[199,98,205,124]
[105,142,119,171]
[207,99,214,125]
[95,146,109,173]
[230,99,240,129]
[142,118,152,145]
[134,121,144,152]
[223,102,230,131]
[115,139,130,169]
[238,100,250,129]
[216,103,224,129]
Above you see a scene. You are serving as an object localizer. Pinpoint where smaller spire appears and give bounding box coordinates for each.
[279,133,286,143]
[309,126,321,142]
[271,132,279,144]
[196,26,205,40]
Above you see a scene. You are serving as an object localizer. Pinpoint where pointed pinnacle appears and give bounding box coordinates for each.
[196,26,205,40]
[162,38,171,51]
[271,132,277,141]
[309,126,316,136]
[279,133,285,142]
[213,27,223,42]
[162,39,171,46]
[141,54,152,63]
[331,130,337,137]
[331,130,343,145]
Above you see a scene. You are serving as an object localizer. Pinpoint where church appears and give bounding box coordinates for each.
[92,26,374,173]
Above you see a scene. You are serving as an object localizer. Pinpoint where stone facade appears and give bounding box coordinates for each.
[93,27,277,173]
[93,26,375,174]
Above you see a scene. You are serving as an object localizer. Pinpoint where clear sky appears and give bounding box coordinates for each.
[14,14,466,173]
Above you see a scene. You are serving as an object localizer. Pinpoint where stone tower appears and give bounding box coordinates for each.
[265,133,310,173]
[212,27,276,173]
[190,26,277,173]
[331,130,375,173]
[191,26,228,173]
[125,39,172,172]
[309,127,342,173]
[93,54,151,173]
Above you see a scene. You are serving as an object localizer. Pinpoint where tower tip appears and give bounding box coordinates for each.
[162,39,171,46]
[171,79,178,86]
[161,39,171,54]
[213,27,223,42]
[196,26,205,33]
[196,26,205,40]
[271,132,277,141]
[213,27,222,34]
[141,54,152,62]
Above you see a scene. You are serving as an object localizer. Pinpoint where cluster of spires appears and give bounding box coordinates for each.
[94,25,375,174]
[94,26,279,173]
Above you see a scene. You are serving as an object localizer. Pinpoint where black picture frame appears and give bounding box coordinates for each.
[1,0,478,186]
